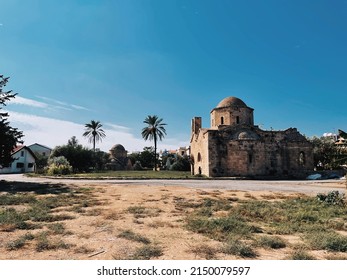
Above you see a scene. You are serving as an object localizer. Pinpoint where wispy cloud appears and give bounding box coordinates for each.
[36,95,91,111]
[10,96,48,108]
[71,104,89,110]
[104,122,131,132]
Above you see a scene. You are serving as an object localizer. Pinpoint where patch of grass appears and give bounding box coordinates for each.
[35,231,72,252]
[0,208,32,231]
[49,170,193,179]
[104,211,123,220]
[47,223,66,234]
[118,230,151,244]
[173,197,201,209]
[235,197,347,235]
[0,193,37,205]
[148,220,175,228]
[126,206,162,218]
[74,246,94,254]
[186,215,261,241]
[290,250,316,260]
[6,233,35,250]
[222,239,257,258]
[27,205,74,222]
[256,236,286,249]
[305,231,347,252]
[189,244,219,259]
[131,244,163,260]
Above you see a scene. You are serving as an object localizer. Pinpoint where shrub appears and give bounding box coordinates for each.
[222,239,257,258]
[316,191,345,206]
[290,250,316,260]
[257,236,286,249]
[117,230,151,244]
[131,244,163,260]
[46,156,72,175]
[133,161,144,171]
[47,164,72,175]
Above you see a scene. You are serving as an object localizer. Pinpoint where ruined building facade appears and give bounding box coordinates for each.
[190,97,313,178]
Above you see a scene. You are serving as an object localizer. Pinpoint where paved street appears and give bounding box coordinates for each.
[1,174,345,195]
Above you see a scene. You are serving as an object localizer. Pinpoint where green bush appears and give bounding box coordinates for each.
[46,156,72,175]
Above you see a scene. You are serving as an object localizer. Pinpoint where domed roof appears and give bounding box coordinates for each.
[110,144,125,151]
[216,97,247,108]
[237,131,259,140]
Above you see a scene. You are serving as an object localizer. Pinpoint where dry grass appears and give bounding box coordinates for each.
[1,180,347,260]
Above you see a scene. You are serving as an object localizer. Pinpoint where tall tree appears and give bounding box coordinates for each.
[83,120,106,152]
[141,115,167,171]
[0,75,24,167]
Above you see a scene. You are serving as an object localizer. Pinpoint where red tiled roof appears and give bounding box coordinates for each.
[12,145,24,153]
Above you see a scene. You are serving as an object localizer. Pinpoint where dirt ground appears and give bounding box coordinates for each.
[1,180,346,260]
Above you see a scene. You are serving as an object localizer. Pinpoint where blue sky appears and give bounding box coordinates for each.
[1,0,346,152]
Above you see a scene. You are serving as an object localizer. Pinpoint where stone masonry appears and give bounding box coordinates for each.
[190,97,313,178]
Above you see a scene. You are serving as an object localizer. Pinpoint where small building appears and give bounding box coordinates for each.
[106,144,133,171]
[0,146,37,174]
[190,96,313,178]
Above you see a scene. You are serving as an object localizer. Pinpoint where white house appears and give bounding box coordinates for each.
[28,143,52,157]
[0,146,37,174]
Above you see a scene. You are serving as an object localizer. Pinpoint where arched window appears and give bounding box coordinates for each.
[299,152,305,166]
[236,116,240,124]
[221,117,224,125]
[197,152,202,162]
[249,154,253,164]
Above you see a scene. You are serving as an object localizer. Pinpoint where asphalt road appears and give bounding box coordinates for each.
[1,174,345,195]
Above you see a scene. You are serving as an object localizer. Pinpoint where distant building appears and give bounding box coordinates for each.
[27,143,52,157]
[0,146,37,174]
[177,147,190,157]
[190,96,313,178]
[106,144,133,171]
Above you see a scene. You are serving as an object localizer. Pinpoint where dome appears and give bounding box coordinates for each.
[237,131,259,140]
[216,97,247,109]
[110,144,125,151]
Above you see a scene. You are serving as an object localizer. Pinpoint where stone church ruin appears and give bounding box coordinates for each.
[190,96,313,178]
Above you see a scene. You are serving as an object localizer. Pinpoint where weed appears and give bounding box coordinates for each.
[74,246,94,254]
[104,211,123,220]
[0,193,37,205]
[148,220,174,228]
[0,208,31,230]
[222,239,257,258]
[290,250,316,260]
[118,230,151,244]
[6,233,34,251]
[47,223,66,234]
[131,244,163,260]
[256,236,286,249]
[189,244,219,259]
[186,215,261,241]
[35,231,71,252]
[126,206,162,218]
[305,231,347,252]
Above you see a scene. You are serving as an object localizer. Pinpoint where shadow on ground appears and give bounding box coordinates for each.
[0,180,71,195]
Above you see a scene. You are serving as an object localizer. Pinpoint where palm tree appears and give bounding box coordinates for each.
[141,115,167,171]
[83,120,106,152]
